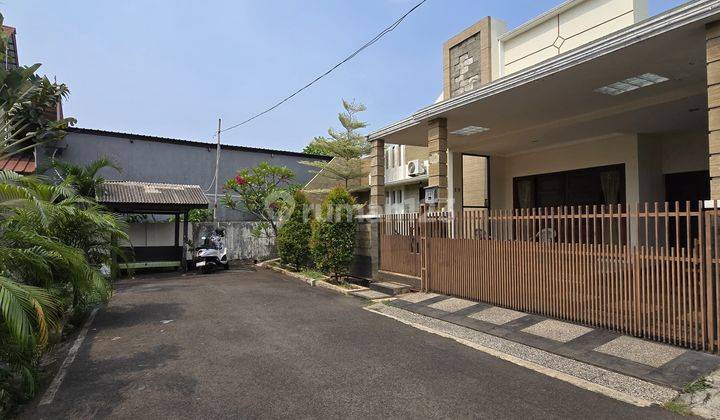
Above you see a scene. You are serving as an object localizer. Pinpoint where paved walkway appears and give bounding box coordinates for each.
[25,270,679,419]
[389,293,720,390]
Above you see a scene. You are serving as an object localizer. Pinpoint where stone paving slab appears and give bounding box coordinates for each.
[522,320,593,343]
[396,292,439,303]
[427,297,477,313]
[393,292,720,391]
[470,307,527,325]
[595,336,686,368]
[350,289,391,300]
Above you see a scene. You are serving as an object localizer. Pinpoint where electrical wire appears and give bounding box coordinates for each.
[218,0,429,135]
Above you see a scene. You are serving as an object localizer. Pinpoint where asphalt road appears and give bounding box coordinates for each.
[25,269,679,419]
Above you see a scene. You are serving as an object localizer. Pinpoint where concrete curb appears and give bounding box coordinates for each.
[365,302,678,408]
[260,261,368,296]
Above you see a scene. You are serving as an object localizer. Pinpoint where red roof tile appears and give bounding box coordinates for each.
[0,155,36,174]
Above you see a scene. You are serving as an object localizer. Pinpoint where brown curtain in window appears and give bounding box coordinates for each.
[600,170,620,205]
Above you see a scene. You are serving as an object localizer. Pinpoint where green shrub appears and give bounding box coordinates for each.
[276,191,312,270]
[311,187,357,279]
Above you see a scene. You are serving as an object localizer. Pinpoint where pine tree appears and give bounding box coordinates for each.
[302,100,370,188]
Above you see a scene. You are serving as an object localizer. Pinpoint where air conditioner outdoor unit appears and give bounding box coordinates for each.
[407,159,426,177]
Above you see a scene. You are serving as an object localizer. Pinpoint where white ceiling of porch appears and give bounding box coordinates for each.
[383,21,708,156]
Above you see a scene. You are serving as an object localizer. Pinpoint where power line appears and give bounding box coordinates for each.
[218,0,429,135]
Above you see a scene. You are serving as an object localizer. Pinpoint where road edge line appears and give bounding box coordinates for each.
[39,306,99,406]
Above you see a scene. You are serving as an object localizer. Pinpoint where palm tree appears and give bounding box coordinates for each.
[51,157,121,198]
[0,169,127,401]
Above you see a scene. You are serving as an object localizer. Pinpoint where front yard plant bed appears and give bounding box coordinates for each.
[260,260,368,295]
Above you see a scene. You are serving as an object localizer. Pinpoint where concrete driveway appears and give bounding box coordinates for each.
[25,269,679,419]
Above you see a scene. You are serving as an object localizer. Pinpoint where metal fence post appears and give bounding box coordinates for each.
[419,204,429,292]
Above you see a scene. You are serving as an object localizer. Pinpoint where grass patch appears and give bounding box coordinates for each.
[663,400,691,416]
[269,262,363,291]
[683,378,712,394]
[300,270,326,281]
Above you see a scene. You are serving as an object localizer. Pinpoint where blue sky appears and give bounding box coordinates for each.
[4,0,685,152]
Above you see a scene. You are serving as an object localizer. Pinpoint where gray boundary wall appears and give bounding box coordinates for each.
[351,216,380,279]
[193,222,275,261]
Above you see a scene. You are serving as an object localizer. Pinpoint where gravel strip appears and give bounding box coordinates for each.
[366,303,678,406]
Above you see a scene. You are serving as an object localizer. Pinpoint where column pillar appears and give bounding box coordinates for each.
[427,118,448,210]
[708,22,720,200]
[182,211,189,271]
[369,138,385,215]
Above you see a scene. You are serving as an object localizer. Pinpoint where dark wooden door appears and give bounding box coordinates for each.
[665,170,710,248]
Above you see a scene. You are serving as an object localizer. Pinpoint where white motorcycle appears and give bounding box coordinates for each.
[194,229,229,273]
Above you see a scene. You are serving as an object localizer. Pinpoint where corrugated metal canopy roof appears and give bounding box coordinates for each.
[98,181,208,212]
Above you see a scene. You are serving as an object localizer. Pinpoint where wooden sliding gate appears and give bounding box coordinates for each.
[379,214,421,279]
[379,202,720,353]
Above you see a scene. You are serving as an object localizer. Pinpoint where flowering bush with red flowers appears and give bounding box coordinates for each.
[223,162,297,237]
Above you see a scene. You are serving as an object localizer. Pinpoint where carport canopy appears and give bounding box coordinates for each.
[97,181,209,214]
[97,181,209,272]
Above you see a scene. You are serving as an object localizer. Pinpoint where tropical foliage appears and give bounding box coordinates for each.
[0,14,74,161]
[276,191,312,270]
[302,100,370,188]
[0,12,122,413]
[222,162,297,237]
[51,157,120,198]
[310,187,357,279]
[0,170,127,412]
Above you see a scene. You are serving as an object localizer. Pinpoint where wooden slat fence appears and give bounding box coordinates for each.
[379,202,720,353]
[379,213,421,278]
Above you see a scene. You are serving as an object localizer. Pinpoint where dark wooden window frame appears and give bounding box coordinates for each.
[513,163,626,209]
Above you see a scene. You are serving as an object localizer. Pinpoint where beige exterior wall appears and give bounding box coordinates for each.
[499,0,647,76]
[437,0,649,100]
[491,134,639,209]
[485,131,708,210]
[404,145,429,163]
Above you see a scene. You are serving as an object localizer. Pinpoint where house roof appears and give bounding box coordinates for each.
[2,25,18,69]
[97,181,209,213]
[0,155,35,174]
[68,127,333,161]
[369,0,720,143]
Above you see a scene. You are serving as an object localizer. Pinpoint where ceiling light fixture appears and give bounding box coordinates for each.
[450,126,489,136]
[594,73,669,96]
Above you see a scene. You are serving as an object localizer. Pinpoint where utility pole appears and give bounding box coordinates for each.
[213,118,222,226]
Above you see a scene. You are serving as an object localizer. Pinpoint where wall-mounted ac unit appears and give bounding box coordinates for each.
[407,159,426,177]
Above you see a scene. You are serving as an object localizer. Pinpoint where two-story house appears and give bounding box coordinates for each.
[369,0,712,215]
[367,0,720,353]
